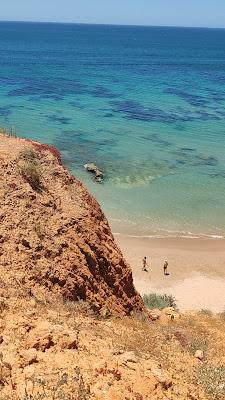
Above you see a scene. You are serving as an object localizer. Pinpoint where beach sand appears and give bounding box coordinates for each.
[115,235,225,313]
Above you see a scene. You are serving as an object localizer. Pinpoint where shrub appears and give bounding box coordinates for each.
[20,161,41,191]
[20,148,38,163]
[143,293,177,310]
[19,148,42,191]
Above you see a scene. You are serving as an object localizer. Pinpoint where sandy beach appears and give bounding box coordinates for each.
[115,235,225,313]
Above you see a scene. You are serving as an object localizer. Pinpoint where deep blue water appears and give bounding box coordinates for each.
[1,21,225,237]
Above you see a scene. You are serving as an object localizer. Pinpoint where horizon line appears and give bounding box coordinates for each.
[0,19,225,30]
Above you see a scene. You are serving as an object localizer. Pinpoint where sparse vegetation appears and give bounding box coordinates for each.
[199,309,213,317]
[218,309,225,321]
[34,222,45,240]
[22,368,90,400]
[198,365,225,399]
[0,126,17,137]
[20,148,38,163]
[143,293,177,310]
[63,299,95,317]
[186,336,208,356]
[19,149,42,191]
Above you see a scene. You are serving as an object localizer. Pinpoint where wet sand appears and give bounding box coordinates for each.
[115,235,225,312]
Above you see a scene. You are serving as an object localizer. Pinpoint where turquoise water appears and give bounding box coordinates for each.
[1,22,225,237]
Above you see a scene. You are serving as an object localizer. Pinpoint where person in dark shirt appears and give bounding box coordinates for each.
[142,256,148,272]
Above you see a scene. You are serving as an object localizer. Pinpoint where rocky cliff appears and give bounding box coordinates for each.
[0,133,143,314]
[0,134,224,400]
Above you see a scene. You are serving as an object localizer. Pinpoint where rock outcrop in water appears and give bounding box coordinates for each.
[84,162,104,182]
[0,133,143,314]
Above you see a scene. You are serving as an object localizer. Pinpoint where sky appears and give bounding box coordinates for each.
[0,0,225,28]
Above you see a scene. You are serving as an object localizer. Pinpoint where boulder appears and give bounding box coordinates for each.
[84,163,104,182]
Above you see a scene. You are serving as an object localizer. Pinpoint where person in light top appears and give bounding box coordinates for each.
[164,260,169,275]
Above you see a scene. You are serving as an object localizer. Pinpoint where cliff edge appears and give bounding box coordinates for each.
[0,133,143,314]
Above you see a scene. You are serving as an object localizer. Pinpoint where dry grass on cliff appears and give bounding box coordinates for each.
[0,275,224,399]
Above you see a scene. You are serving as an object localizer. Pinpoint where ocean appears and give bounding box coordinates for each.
[1,21,225,238]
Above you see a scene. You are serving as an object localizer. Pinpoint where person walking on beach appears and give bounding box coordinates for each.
[142,256,148,272]
[164,260,169,275]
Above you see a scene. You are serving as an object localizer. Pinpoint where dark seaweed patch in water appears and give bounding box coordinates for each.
[194,156,218,167]
[91,86,118,99]
[47,115,71,125]
[0,106,12,117]
[164,88,208,107]
[8,85,51,97]
[206,88,225,103]
[41,94,64,101]
[141,133,172,147]
[62,130,84,137]
[172,148,218,168]
[210,171,225,178]
[69,101,85,110]
[110,100,197,124]
[0,76,21,85]
[215,109,225,119]
[180,147,196,152]
[173,123,187,131]
[103,113,115,118]
[54,129,117,171]
[198,110,221,121]
[61,129,116,147]
[175,159,186,165]
[8,78,86,99]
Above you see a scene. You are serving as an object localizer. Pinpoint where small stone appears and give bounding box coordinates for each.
[194,350,204,360]
[57,331,78,350]
[100,308,111,318]
[119,351,139,364]
[47,310,58,319]
[162,307,176,314]
[94,361,108,370]
[20,349,37,367]
[29,299,37,308]
[143,360,172,390]
[148,309,161,321]
[188,393,198,400]
[125,361,137,370]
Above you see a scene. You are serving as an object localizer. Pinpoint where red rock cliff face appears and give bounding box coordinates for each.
[0,134,143,314]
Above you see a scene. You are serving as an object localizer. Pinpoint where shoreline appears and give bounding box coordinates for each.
[115,234,225,313]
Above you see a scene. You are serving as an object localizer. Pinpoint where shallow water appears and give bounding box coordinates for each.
[1,22,225,237]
